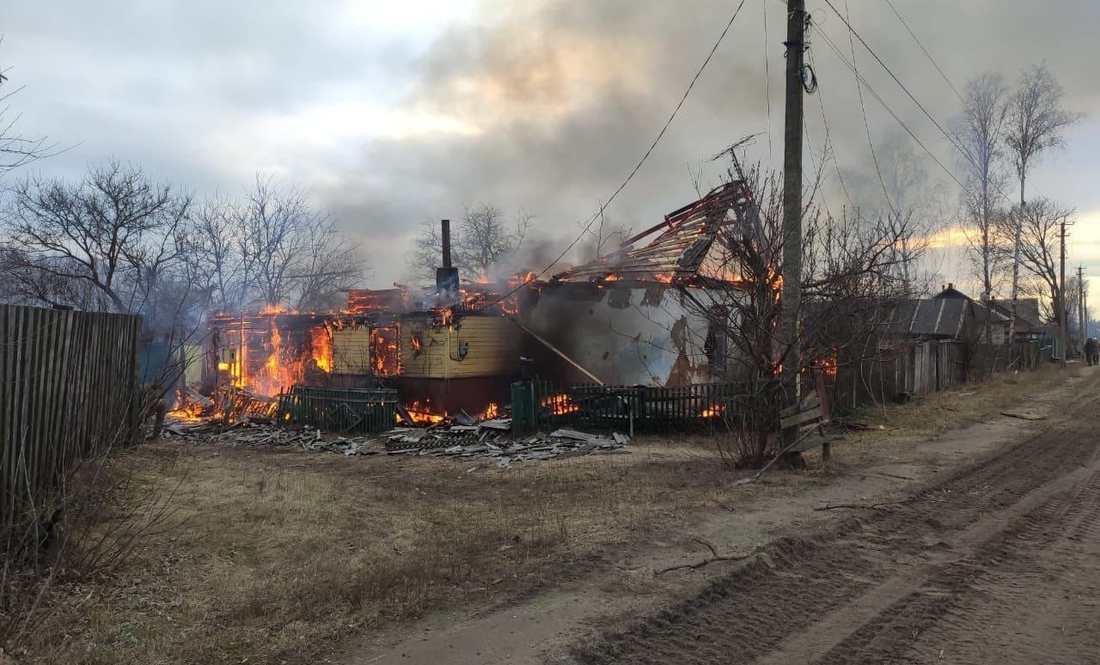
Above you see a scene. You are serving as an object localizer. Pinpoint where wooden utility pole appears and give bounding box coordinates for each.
[1079,266,1086,349]
[1059,218,1067,367]
[780,0,807,442]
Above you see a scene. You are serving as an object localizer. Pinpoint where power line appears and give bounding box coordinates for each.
[806,46,857,214]
[880,0,964,103]
[473,0,750,310]
[822,0,967,161]
[841,0,899,221]
[763,0,774,165]
[811,21,966,192]
[817,2,1025,209]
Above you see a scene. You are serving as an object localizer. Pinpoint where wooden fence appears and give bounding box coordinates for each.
[511,380,752,434]
[825,340,1046,415]
[278,385,399,434]
[0,305,142,527]
[826,340,968,414]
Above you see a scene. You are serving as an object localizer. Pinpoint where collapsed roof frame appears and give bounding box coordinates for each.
[552,178,763,286]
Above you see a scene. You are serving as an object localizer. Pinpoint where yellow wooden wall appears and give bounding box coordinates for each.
[332,326,371,374]
[401,315,520,378]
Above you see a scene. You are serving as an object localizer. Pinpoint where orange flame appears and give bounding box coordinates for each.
[483,402,499,419]
[166,389,206,422]
[541,393,579,415]
[811,347,839,377]
[403,400,447,425]
[654,272,674,284]
[700,403,724,418]
[370,326,401,376]
[311,326,333,373]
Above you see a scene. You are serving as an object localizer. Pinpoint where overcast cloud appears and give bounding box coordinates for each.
[4,0,1099,293]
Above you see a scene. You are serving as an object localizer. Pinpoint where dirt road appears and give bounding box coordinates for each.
[576,378,1100,664]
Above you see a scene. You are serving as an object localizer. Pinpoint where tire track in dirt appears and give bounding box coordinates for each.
[570,389,1100,665]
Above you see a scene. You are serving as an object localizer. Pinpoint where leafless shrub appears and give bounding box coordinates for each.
[0,424,184,653]
[685,158,918,467]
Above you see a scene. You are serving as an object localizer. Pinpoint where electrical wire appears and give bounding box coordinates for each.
[841,0,899,221]
[880,0,964,103]
[817,3,1024,209]
[763,0,774,165]
[473,0,750,311]
[806,45,857,214]
[811,21,966,192]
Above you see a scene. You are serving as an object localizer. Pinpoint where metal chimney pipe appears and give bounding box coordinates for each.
[441,219,452,269]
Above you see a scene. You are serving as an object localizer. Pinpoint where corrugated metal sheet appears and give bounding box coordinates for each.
[885,298,972,339]
[551,179,759,284]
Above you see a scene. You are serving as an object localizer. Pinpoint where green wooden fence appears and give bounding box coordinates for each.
[511,380,751,434]
[278,385,398,434]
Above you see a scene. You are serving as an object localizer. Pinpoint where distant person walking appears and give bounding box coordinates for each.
[1085,338,1098,367]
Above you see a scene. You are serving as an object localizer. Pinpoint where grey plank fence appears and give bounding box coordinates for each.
[0,305,142,527]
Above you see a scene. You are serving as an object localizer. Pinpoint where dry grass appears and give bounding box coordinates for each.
[848,363,1072,436]
[26,440,743,665]
[20,364,1076,664]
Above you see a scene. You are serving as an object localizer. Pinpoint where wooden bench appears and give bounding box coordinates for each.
[778,376,841,460]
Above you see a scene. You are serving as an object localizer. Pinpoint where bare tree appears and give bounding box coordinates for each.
[184,195,247,313]
[841,131,944,293]
[239,176,364,310]
[290,214,363,312]
[1008,198,1073,334]
[0,45,53,179]
[579,208,632,263]
[954,72,1010,342]
[406,203,531,283]
[1005,64,1081,340]
[406,219,444,284]
[1,161,191,312]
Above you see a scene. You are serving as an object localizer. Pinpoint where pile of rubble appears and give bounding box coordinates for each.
[383,421,630,467]
[162,417,629,466]
[163,419,380,456]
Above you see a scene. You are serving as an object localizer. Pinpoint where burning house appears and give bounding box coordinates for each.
[206,180,760,425]
[517,179,758,386]
[209,285,526,421]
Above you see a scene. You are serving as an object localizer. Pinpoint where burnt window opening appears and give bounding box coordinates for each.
[705,306,730,380]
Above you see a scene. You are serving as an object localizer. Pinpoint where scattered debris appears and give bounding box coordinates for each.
[1000,411,1047,421]
[162,419,380,455]
[837,421,895,432]
[654,538,759,576]
[382,422,630,466]
[161,417,629,465]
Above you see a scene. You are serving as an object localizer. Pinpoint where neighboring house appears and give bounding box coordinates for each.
[932,283,1012,344]
[986,297,1045,342]
[884,296,978,342]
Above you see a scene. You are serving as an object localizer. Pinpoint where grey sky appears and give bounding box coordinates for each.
[4,0,1099,294]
